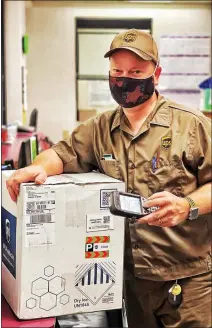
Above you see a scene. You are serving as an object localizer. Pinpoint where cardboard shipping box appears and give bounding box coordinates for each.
[2,171,125,319]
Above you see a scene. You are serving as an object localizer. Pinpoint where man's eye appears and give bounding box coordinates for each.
[133,70,142,74]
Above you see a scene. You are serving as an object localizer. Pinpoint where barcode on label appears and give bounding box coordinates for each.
[37,205,47,210]
[36,201,55,205]
[26,201,55,213]
[86,214,114,232]
[103,216,110,224]
[36,201,48,204]
[102,192,110,206]
[27,202,35,211]
[29,214,52,224]
[100,189,116,208]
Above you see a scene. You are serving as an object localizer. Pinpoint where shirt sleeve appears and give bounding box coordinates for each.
[183,114,212,186]
[51,118,98,173]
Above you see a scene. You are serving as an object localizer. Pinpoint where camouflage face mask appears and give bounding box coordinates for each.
[109,72,156,108]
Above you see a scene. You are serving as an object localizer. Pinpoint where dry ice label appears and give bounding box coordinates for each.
[85,236,110,259]
[75,262,116,305]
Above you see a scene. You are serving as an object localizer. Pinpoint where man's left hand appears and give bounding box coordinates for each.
[137,191,190,227]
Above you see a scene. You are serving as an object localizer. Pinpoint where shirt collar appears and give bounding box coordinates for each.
[111,91,171,132]
[111,106,122,132]
[149,93,171,127]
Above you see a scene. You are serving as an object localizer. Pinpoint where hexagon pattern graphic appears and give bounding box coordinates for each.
[27,266,70,311]
[40,292,57,311]
[26,298,37,309]
[44,265,54,277]
[60,294,70,305]
[32,277,49,297]
[49,276,65,295]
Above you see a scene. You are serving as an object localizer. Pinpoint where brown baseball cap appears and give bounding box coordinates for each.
[104,29,159,64]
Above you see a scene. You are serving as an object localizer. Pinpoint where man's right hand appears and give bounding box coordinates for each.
[6,165,47,202]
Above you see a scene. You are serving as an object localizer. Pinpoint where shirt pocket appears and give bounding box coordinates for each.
[100,159,120,180]
[145,158,185,197]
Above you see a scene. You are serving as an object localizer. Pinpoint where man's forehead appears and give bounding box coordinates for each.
[110,53,154,68]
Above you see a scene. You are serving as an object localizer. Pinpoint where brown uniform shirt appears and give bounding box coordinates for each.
[52,93,212,281]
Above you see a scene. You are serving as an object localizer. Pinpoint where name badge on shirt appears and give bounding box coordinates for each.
[102,154,114,160]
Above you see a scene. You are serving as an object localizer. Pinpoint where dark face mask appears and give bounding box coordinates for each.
[109,73,155,108]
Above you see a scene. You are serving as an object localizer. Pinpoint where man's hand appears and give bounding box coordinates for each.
[6,165,47,202]
[137,191,190,227]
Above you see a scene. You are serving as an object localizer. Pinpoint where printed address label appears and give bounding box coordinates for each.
[86,214,114,232]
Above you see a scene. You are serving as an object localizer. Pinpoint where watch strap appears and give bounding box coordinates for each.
[185,196,196,208]
[185,196,199,220]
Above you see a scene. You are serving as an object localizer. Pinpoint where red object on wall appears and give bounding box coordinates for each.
[1,132,33,167]
[1,126,8,143]
[1,132,53,168]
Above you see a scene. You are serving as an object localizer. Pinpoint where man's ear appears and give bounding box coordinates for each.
[154,66,162,85]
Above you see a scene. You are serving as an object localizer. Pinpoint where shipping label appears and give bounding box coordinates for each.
[24,186,56,247]
[86,214,113,232]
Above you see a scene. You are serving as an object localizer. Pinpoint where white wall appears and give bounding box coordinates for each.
[26,2,211,142]
[5,0,26,125]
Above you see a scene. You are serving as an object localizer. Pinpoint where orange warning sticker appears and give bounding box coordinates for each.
[86,236,110,244]
[85,251,109,259]
[85,236,110,258]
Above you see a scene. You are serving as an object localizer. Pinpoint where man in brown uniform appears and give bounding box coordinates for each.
[7,30,212,327]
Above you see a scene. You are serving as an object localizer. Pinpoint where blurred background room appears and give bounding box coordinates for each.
[1,1,212,326]
[1,0,211,167]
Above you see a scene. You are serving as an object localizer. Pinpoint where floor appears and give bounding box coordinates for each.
[56,309,124,327]
[57,311,108,327]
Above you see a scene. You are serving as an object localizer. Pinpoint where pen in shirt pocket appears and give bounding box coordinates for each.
[151,156,157,173]
[152,150,160,173]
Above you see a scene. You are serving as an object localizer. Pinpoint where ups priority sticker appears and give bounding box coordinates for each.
[161,136,172,150]
[85,236,110,259]
[123,30,137,43]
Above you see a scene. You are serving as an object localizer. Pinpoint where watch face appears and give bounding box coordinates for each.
[190,207,199,220]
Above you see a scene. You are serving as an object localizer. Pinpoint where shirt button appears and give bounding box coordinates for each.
[133,244,139,250]
[130,163,136,169]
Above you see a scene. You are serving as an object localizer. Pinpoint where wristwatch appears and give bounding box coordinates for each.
[185,196,199,220]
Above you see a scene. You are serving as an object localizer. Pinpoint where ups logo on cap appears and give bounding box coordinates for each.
[161,137,172,149]
[123,31,137,43]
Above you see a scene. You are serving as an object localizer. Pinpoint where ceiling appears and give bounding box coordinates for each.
[27,0,212,8]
